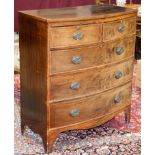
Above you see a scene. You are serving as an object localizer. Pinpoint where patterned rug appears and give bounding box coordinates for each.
[14,62,141,154]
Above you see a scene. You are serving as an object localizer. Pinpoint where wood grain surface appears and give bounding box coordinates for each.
[19,4,137,23]
[19,13,49,150]
[50,24,102,48]
[103,17,136,41]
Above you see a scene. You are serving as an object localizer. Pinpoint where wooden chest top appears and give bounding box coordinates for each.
[19,4,137,22]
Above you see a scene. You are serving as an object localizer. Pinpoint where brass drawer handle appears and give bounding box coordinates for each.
[72,56,82,64]
[118,24,125,32]
[70,82,80,90]
[73,32,84,40]
[114,95,121,104]
[115,71,123,79]
[70,109,80,117]
[115,47,124,55]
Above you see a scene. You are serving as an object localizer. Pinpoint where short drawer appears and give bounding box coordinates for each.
[50,82,132,128]
[49,24,102,48]
[50,59,133,102]
[50,35,135,73]
[103,17,136,41]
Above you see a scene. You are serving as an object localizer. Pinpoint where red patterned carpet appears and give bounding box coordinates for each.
[14,62,141,154]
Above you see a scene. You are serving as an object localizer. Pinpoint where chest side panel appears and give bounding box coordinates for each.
[19,13,49,139]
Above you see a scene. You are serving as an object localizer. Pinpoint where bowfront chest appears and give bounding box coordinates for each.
[19,4,137,153]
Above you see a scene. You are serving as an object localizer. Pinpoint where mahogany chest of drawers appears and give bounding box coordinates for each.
[19,4,137,153]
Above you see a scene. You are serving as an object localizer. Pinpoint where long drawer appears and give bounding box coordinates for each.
[50,59,133,102]
[50,82,132,128]
[50,35,135,74]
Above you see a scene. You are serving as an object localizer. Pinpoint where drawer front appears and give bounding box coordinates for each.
[50,59,133,102]
[50,35,135,73]
[103,17,136,41]
[49,24,102,48]
[50,83,132,128]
